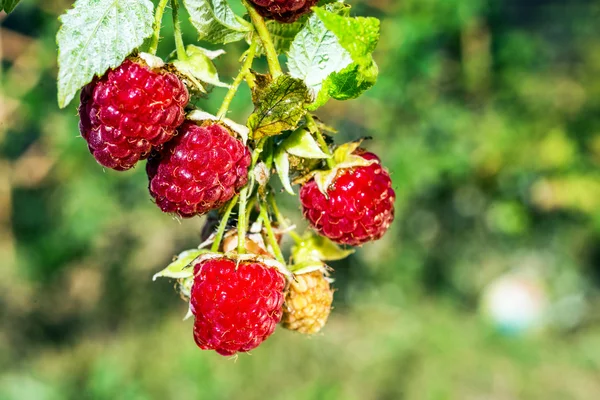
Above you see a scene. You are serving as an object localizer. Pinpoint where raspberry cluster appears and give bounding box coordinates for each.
[76,19,395,357]
[78,58,251,219]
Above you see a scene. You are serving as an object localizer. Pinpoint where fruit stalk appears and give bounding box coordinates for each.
[148,0,170,55]
[211,194,240,252]
[269,192,302,244]
[259,202,286,264]
[217,37,258,119]
[237,187,249,254]
[171,0,188,61]
[306,114,334,169]
[243,0,283,78]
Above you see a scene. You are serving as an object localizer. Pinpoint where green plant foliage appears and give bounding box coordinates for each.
[247,75,311,139]
[287,5,352,99]
[0,0,20,13]
[56,0,155,108]
[182,0,252,44]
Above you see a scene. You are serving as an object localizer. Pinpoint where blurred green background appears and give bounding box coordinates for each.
[2,0,600,399]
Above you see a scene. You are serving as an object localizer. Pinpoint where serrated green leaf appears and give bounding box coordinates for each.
[152,249,205,281]
[283,129,330,159]
[313,7,380,64]
[247,75,311,139]
[327,60,378,100]
[56,0,154,108]
[183,0,251,44]
[287,4,352,98]
[305,6,381,110]
[1,0,20,13]
[274,148,294,195]
[309,60,378,110]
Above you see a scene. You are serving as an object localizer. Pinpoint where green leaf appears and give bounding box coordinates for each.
[313,6,380,64]
[309,59,378,110]
[253,19,306,56]
[305,6,381,110]
[292,232,354,266]
[182,0,252,44]
[247,75,311,140]
[283,129,330,159]
[56,0,154,108]
[274,148,294,195]
[152,249,205,281]
[1,0,20,13]
[287,4,352,98]
[172,45,228,94]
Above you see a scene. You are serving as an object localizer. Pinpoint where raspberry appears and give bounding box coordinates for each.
[147,122,251,218]
[300,152,395,246]
[79,59,189,171]
[248,0,318,23]
[282,271,333,334]
[190,257,286,356]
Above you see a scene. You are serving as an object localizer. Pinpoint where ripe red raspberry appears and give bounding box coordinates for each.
[300,152,395,246]
[147,122,251,218]
[248,0,318,23]
[190,257,286,356]
[79,59,189,171]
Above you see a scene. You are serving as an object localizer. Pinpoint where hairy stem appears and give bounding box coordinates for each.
[260,202,286,264]
[306,114,334,169]
[148,0,170,55]
[269,193,302,244]
[217,37,258,119]
[243,0,283,78]
[210,195,239,253]
[171,0,188,61]
[237,187,249,254]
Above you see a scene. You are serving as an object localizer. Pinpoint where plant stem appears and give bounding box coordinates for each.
[260,203,286,264]
[237,187,249,254]
[269,193,302,244]
[210,195,240,252]
[148,0,170,55]
[171,0,188,61]
[245,193,257,223]
[243,0,283,78]
[306,114,334,169]
[217,38,258,119]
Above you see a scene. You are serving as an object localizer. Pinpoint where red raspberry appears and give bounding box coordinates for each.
[248,0,318,23]
[147,122,251,218]
[79,59,189,171]
[300,152,395,246]
[190,258,286,356]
